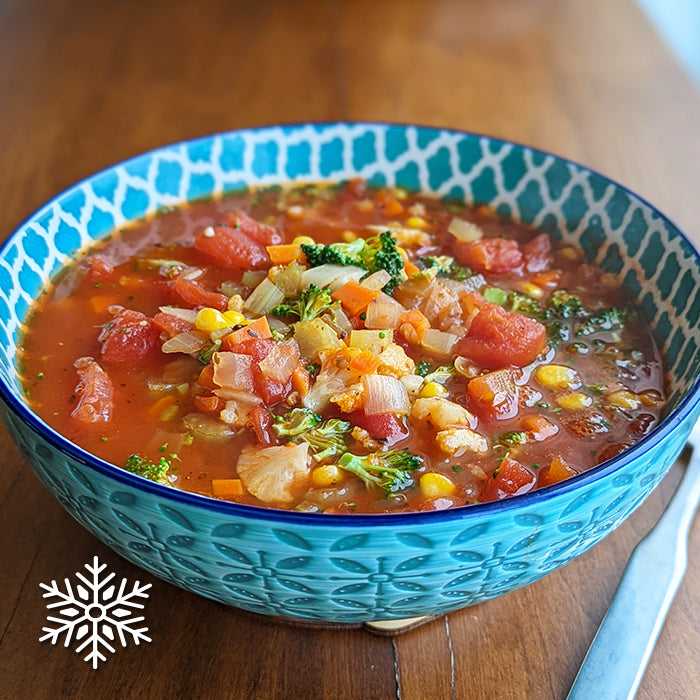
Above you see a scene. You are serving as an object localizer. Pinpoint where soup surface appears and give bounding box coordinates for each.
[19,180,666,513]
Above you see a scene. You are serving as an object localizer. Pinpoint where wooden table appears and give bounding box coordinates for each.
[1,0,699,697]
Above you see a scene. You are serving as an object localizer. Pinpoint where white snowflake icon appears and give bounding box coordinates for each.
[39,556,152,668]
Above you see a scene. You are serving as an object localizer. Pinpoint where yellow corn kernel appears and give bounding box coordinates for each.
[420,473,457,499]
[606,390,641,410]
[396,246,409,262]
[195,308,229,333]
[312,464,344,488]
[405,216,428,229]
[222,310,246,326]
[293,235,315,246]
[420,381,447,398]
[559,246,579,260]
[556,391,593,410]
[341,230,358,242]
[392,187,408,200]
[534,364,581,390]
[521,282,544,299]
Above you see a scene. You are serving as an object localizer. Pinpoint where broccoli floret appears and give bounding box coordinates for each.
[496,431,527,448]
[508,292,546,319]
[301,231,405,293]
[576,306,631,336]
[300,238,366,267]
[415,360,433,377]
[361,231,405,292]
[419,255,454,275]
[547,290,585,319]
[296,418,352,461]
[337,449,421,495]
[124,454,171,484]
[272,408,322,437]
[273,410,351,461]
[423,364,456,384]
[272,284,334,322]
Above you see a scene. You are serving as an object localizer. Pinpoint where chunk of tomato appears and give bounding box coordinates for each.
[523,233,552,273]
[467,369,519,421]
[170,277,228,311]
[481,457,535,501]
[454,303,547,369]
[224,211,281,245]
[454,238,523,274]
[99,309,160,365]
[346,410,408,445]
[71,357,113,423]
[225,339,292,406]
[85,255,115,283]
[152,312,195,337]
[194,225,270,270]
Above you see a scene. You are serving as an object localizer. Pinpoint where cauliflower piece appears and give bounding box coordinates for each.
[435,428,489,456]
[330,381,365,412]
[236,443,310,504]
[377,343,415,379]
[411,397,477,430]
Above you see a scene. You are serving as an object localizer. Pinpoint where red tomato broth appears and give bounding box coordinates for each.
[18,181,667,514]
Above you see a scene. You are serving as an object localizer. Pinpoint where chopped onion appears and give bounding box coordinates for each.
[324,303,353,339]
[242,270,267,287]
[448,217,484,242]
[362,374,411,415]
[360,270,391,291]
[183,412,235,439]
[161,330,208,354]
[273,262,303,297]
[243,278,285,316]
[349,329,393,354]
[441,274,486,295]
[400,373,425,397]
[259,341,300,383]
[301,264,366,291]
[159,306,198,324]
[421,328,459,359]
[364,299,402,330]
[212,352,256,396]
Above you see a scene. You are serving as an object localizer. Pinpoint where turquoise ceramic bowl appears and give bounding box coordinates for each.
[1,123,699,622]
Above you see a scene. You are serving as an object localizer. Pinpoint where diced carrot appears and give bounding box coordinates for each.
[266,244,304,265]
[220,316,272,348]
[467,370,519,420]
[540,455,577,486]
[198,363,217,390]
[331,281,380,317]
[375,188,404,216]
[90,295,117,315]
[398,309,430,344]
[193,394,225,412]
[531,269,561,288]
[291,364,311,397]
[148,394,177,417]
[348,348,381,374]
[521,415,559,441]
[211,479,246,497]
[404,261,420,277]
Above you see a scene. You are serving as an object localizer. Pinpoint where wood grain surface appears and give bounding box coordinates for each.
[1,0,699,698]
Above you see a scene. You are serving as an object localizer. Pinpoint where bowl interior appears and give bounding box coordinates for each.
[2,123,699,428]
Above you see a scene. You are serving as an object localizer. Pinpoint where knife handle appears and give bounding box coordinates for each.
[566,429,700,700]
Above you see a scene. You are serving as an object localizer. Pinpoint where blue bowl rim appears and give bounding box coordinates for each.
[1,120,699,528]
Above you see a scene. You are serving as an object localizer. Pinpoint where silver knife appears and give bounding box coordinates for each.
[566,421,700,700]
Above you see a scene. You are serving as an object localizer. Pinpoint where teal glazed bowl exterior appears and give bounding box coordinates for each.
[1,123,699,623]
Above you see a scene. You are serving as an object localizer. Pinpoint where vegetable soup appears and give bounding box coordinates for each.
[18,180,666,513]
